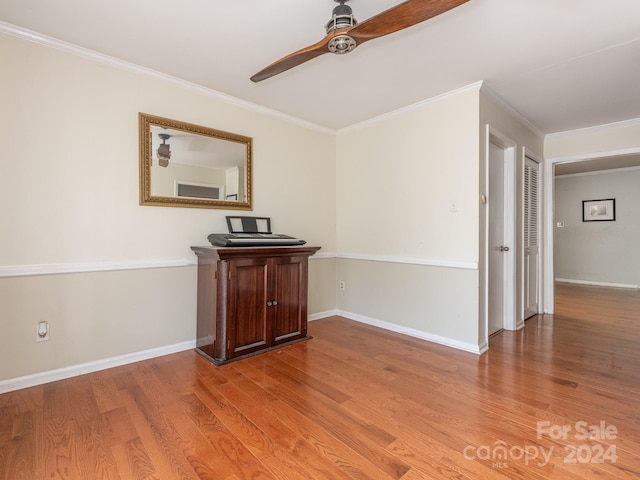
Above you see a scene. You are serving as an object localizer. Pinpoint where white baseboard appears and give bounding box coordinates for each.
[0,340,196,394]
[1,311,483,393]
[336,310,485,355]
[556,278,639,290]
[309,310,486,354]
[308,310,338,321]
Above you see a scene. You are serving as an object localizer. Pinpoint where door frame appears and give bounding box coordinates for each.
[482,125,518,343]
[542,146,640,313]
[522,147,544,321]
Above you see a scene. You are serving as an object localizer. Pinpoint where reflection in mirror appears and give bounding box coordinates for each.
[139,113,252,210]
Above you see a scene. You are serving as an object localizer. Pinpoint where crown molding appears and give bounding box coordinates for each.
[7,20,638,142]
[0,21,334,135]
[479,83,547,139]
[546,117,640,140]
[555,165,640,178]
[547,146,640,164]
[336,81,484,135]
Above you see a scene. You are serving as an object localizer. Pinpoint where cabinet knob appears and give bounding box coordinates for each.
[267,301,272,307]
[272,300,278,306]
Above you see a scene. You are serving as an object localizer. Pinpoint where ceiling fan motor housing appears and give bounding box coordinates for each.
[326,1,358,54]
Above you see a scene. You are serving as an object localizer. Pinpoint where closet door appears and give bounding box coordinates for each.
[523,156,540,319]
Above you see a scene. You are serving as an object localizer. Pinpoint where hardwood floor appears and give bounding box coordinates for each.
[1,283,639,479]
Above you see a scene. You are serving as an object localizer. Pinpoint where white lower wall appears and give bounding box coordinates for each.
[0,266,196,383]
[308,256,338,318]
[0,255,336,391]
[336,258,481,352]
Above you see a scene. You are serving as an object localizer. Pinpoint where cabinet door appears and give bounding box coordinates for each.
[269,255,308,345]
[227,258,269,358]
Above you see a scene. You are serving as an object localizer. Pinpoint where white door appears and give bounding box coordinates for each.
[488,141,507,335]
[523,156,540,319]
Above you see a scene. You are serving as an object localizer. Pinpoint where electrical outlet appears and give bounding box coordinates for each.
[339,281,346,291]
[36,321,49,342]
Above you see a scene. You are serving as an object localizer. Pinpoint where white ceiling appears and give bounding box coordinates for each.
[2,0,640,136]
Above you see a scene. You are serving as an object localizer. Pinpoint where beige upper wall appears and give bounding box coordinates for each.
[334,89,483,350]
[0,33,338,384]
[336,89,481,263]
[0,33,337,268]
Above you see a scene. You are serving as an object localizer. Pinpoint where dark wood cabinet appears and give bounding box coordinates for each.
[191,245,320,365]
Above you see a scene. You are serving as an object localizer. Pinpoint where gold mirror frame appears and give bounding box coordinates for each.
[139,113,252,210]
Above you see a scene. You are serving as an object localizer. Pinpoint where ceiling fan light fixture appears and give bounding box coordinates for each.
[328,34,357,54]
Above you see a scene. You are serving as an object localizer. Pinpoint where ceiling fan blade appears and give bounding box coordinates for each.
[250,36,332,83]
[251,0,469,82]
[349,0,469,45]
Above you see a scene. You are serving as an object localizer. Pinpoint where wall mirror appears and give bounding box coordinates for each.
[139,113,252,210]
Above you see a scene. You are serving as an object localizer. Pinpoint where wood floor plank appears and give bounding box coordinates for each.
[179,391,279,480]
[43,380,83,479]
[222,362,400,480]
[192,370,354,480]
[236,356,411,479]
[2,410,37,480]
[90,369,125,414]
[119,382,201,480]
[110,436,158,480]
[65,377,121,480]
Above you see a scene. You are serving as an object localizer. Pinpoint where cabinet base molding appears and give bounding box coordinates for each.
[196,335,312,366]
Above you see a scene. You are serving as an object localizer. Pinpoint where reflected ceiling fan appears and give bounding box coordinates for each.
[250,0,469,83]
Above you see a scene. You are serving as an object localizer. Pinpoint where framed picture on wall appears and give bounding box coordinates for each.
[582,198,616,222]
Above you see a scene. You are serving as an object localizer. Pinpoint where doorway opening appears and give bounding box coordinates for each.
[543,149,640,313]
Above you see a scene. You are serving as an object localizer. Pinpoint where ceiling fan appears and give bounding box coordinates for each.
[250,0,470,83]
